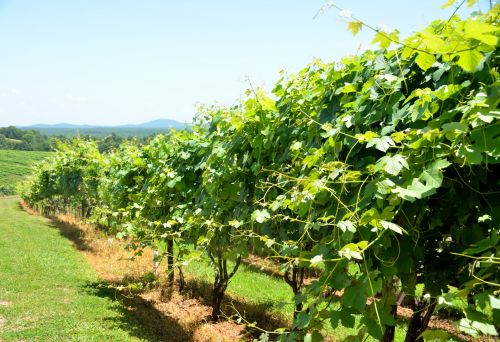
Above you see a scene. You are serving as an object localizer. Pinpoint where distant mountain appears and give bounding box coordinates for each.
[23,118,187,130]
[118,119,186,129]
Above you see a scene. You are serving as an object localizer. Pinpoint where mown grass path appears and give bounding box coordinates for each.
[0,197,148,341]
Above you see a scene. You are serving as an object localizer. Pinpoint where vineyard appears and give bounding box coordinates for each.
[17,3,499,342]
[0,150,51,195]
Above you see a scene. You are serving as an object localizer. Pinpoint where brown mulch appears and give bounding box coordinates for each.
[243,255,283,278]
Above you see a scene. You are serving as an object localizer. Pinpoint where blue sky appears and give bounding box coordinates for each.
[0,0,490,126]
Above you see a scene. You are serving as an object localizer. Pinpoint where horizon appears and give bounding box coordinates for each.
[15,117,189,128]
[0,0,490,127]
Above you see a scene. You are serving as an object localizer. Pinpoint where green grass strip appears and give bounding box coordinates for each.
[0,197,146,341]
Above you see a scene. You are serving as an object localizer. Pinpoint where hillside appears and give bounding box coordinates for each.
[0,150,51,195]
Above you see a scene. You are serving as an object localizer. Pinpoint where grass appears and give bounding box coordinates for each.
[0,150,51,195]
[0,197,152,341]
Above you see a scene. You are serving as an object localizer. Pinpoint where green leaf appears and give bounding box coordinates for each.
[392,159,451,202]
[356,131,379,142]
[442,122,467,133]
[372,32,392,49]
[467,0,477,7]
[212,146,226,157]
[228,220,242,228]
[457,144,483,164]
[456,49,484,73]
[357,240,368,250]
[464,20,499,45]
[341,83,357,93]
[491,295,500,328]
[360,316,383,339]
[310,254,324,266]
[342,282,367,312]
[478,214,492,223]
[375,155,409,176]
[293,311,311,329]
[459,317,498,336]
[303,331,323,342]
[477,110,500,123]
[179,151,191,160]
[419,30,446,51]
[340,243,363,260]
[472,321,498,336]
[489,295,500,310]
[251,209,270,223]
[415,53,436,71]
[441,0,456,8]
[376,179,396,195]
[347,21,362,36]
[433,84,463,101]
[338,220,356,233]
[290,141,302,151]
[464,236,498,254]
[367,136,395,152]
[339,310,356,328]
[470,124,500,159]
[380,220,405,234]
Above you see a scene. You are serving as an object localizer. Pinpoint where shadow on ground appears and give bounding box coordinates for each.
[48,220,95,252]
[180,276,289,336]
[85,281,196,342]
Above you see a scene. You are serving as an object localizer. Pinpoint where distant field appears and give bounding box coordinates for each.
[0,150,51,195]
